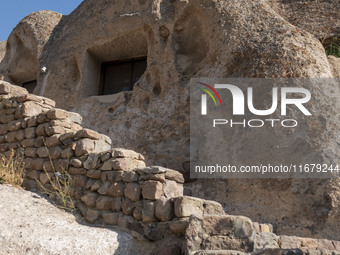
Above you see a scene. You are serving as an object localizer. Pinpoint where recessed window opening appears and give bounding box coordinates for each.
[22,80,37,94]
[100,57,147,95]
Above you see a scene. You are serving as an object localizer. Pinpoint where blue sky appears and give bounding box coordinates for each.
[0,0,84,41]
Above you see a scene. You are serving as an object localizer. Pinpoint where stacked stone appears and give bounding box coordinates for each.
[185,214,255,255]
[253,222,273,233]
[69,146,228,241]
[0,81,227,242]
[0,83,56,161]
[254,231,340,255]
[3,81,340,255]
[77,149,185,240]
[0,82,111,191]
[185,216,340,255]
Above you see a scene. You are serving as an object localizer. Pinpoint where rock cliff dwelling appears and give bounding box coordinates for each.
[0,0,340,254]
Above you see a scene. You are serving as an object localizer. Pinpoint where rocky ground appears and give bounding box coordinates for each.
[0,184,154,255]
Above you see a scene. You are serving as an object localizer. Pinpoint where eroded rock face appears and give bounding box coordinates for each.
[36,0,336,171]
[267,0,340,40]
[0,11,62,86]
[0,40,6,64]
[4,0,340,241]
[328,56,340,78]
[187,178,340,240]
[0,184,181,255]
[33,0,340,239]
[185,214,255,254]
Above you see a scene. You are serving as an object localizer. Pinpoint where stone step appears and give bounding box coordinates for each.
[194,250,249,255]
[255,232,340,252]
[186,214,340,255]
[193,248,340,255]
[254,248,340,255]
[253,222,273,233]
[185,214,255,255]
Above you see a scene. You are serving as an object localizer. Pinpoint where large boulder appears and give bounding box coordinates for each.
[13,0,340,240]
[267,0,340,40]
[185,214,255,254]
[0,11,62,86]
[36,0,335,171]
[187,178,340,240]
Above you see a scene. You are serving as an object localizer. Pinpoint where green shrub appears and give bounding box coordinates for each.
[323,37,340,58]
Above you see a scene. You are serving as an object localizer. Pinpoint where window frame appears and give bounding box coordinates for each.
[99,56,147,95]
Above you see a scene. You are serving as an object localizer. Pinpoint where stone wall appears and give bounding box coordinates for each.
[2,81,340,254]
[1,0,340,240]
[185,214,340,255]
[34,0,337,173]
[0,81,225,242]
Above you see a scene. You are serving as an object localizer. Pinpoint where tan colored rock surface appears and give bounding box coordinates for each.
[35,0,337,174]
[0,184,158,255]
[174,196,225,218]
[185,214,255,254]
[187,178,340,240]
[328,56,340,78]
[0,80,28,96]
[0,40,6,64]
[142,180,163,200]
[1,0,340,243]
[267,0,340,39]
[0,11,62,86]
[155,198,174,222]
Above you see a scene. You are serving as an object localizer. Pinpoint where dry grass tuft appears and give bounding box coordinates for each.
[38,167,75,211]
[0,150,25,187]
[37,143,75,212]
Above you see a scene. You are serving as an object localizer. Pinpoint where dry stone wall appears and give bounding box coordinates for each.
[1,0,340,240]
[0,81,225,242]
[185,215,340,255]
[35,0,338,174]
[2,81,340,254]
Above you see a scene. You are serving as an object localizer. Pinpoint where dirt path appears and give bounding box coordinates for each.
[0,184,153,255]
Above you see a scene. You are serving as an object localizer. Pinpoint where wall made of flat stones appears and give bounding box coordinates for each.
[2,81,340,254]
[0,81,225,241]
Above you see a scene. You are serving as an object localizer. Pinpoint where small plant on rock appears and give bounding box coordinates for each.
[38,166,75,212]
[322,37,340,57]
